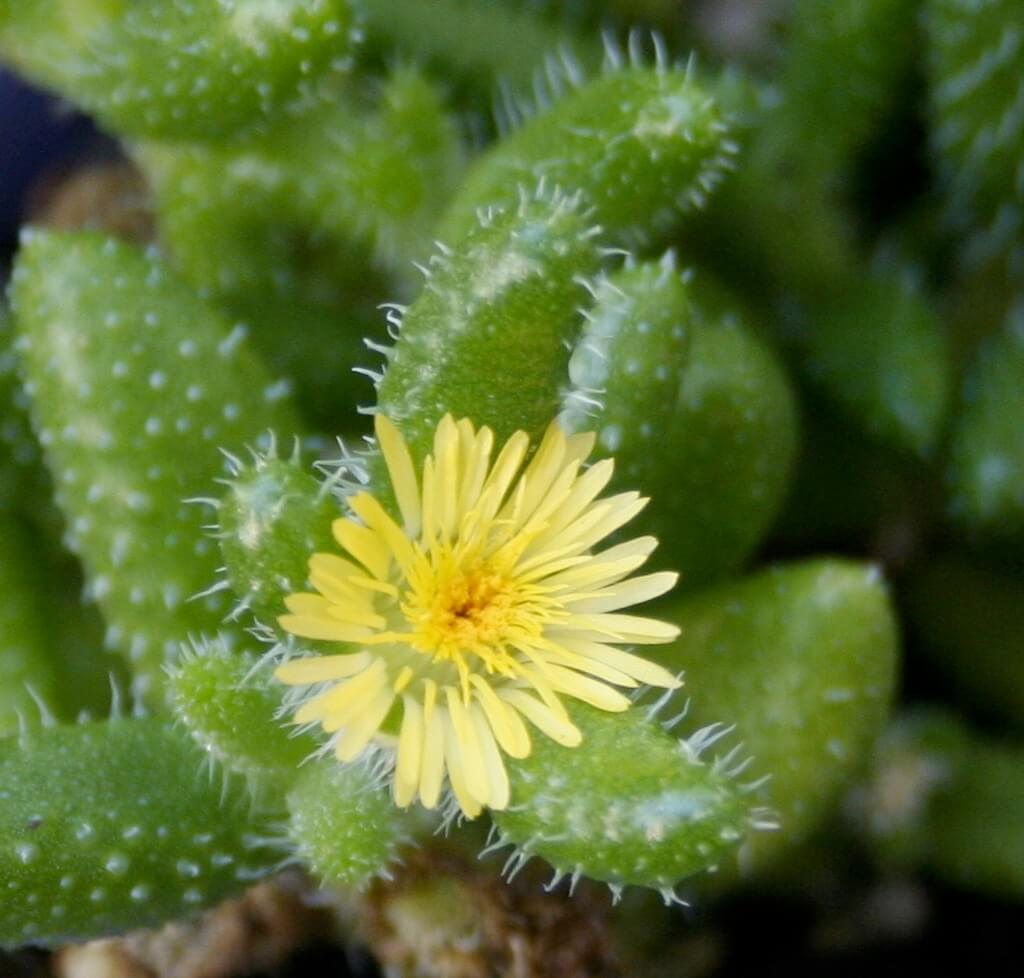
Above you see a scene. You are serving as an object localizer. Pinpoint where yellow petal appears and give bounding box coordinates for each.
[530,457,615,546]
[561,612,681,644]
[500,689,582,747]
[332,518,391,580]
[294,658,386,729]
[325,603,387,629]
[348,491,417,574]
[394,694,424,804]
[347,574,400,598]
[543,664,632,712]
[563,429,596,466]
[283,592,333,617]
[557,638,682,689]
[334,686,394,761]
[457,423,493,516]
[419,680,445,809]
[475,430,529,521]
[309,565,366,606]
[520,457,582,530]
[275,651,373,685]
[471,703,510,810]
[501,422,566,528]
[535,642,638,688]
[375,414,421,534]
[530,492,648,560]
[420,455,437,545]
[309,551,366,582]
[519,552,639,586]
[563,571,679,613]
[445,687,489,803]
[470,674,531,758]
[443,711,483,818]
[436,417,460,540]
[537,536,657,589]
[277,614,372,643]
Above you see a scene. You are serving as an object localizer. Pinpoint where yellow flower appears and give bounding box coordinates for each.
[275,414,681,818]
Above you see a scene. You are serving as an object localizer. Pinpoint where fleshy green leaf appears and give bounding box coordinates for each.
[218,452,338,625]
[566,268,797,586]
[286,756,407,886]
[0,518,57,736]
[654,560,898,868]
[493,703,764,897]
[376,191,603,465]
[0,0,359,140]
[0,718,281,947]
[169,641,319,790]
[439,66,735,247]
[9,230,302,700]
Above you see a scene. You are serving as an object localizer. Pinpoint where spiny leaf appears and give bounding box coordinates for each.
[492,703,765,899]
[376,191,604,466]
[218,452,338,626]
[438,66,735,247]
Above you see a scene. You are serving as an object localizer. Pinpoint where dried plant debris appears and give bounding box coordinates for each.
[26,160,155,245]
[53,874,336,978]
[353,847,621,978]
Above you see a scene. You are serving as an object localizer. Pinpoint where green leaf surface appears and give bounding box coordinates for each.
[563,265,798,586]
[0,0,359,140]
[654,559,898,868]
[286,756,407,886]
[439,66,735,247]
[0,717,281,947]
[376,192,603,467]
[799,271,952,458]
[947,304,1024,536]
[218,452,338,625]
[9,230,301,701]
[0,518,57,737]
[493,703,762,896]
[169,641,319,790]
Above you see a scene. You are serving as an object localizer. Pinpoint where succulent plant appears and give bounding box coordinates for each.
[0,0,1021,969]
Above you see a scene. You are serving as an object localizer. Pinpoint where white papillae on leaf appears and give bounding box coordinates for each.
[275,414,681,818]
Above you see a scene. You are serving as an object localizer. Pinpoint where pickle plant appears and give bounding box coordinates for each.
[0,0,1020,958]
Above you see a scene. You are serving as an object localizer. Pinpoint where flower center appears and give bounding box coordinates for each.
[396,552,551,676]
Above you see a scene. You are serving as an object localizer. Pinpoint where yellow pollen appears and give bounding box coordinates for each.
[405,560,536,667]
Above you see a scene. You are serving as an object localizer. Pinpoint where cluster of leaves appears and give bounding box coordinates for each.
[0,0,1021,956]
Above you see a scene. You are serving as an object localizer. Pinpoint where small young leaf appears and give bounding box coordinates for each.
[169,641,319,790]
[286,756,407,886]
[218,453,338,625]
